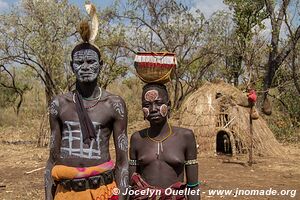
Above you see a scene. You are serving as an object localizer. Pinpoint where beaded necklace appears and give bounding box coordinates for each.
[146,122,173,159]
[73,87,102,109]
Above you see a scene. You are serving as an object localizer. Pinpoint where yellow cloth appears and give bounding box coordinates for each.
[51,163,117,200]
[54,181,117,200]
[52,160,115,180]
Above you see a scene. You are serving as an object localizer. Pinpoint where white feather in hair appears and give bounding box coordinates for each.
[85,4,98,43]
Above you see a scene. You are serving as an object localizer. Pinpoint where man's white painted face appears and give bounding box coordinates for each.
[72,49,101,82]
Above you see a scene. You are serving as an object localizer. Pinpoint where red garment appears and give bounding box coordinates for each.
[247,89,257,103]
[130,173,187,200]
[109,195,119,200]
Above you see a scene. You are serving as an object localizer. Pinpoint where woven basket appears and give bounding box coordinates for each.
[134,52,177,84]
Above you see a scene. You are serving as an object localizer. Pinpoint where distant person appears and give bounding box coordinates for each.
[44,4,128,200]
[223,134,230,154]
[129,83,200,200]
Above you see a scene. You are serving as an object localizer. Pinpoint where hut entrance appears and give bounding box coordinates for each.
[216,131,232,155]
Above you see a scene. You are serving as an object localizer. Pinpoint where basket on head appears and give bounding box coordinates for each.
[134,52,177,84]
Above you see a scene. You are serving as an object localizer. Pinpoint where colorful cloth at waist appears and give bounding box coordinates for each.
[51,161,118,200]
[130,173,187,200]
[54,181,117,200]
[52,160,115,180]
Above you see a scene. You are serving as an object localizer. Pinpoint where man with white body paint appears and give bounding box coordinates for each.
[44,41,128,200]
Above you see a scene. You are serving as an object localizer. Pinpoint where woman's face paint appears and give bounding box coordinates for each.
[144,90,159,102]
[142,107,150,118]
[142,88,169,123]
[160,104,168,117]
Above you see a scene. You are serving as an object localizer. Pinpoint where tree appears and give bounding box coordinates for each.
[0,64,31,114]
[95,4,130,89]
[224,0,268,86]
[0,0,81,103]
[0,0,129,104]
[114,0,219,109]
[291,48,300,95]
[262,0,300,105]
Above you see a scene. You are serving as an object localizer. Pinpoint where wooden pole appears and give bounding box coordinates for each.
[249,106,253,166]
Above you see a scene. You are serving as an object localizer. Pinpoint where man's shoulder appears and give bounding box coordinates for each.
[101,89,125,104]
[48,92,73,117]
[51,92,73,104]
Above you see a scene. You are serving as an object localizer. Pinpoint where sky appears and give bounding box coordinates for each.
[0,0,112,12]
[0,0,229,17]
[193,0,229,17]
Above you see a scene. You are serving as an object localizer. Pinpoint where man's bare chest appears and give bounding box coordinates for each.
[57,101,114,159]
[61,101,113,123]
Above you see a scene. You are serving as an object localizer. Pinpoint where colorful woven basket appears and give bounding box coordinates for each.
[134,52,177,84]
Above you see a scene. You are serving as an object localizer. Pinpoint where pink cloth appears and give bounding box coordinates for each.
[130,173,187,200]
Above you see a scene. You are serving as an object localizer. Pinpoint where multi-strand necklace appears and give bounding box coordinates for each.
[72,87,102,109]
[146,122,173,159]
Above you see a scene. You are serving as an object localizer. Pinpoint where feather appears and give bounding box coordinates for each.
[85,4,98,43]
[78,20,91,42]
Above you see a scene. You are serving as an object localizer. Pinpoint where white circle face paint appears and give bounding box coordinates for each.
[160,104,168,117]
[142,107,150,118]
[144,90,159,102]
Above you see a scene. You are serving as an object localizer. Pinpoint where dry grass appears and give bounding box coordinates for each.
[107,77,145,124]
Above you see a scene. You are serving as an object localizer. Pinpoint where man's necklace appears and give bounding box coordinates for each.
[72,87,102,109]
[146,122,173,159]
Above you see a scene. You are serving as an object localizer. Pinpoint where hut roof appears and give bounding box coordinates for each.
[177,81,285,156]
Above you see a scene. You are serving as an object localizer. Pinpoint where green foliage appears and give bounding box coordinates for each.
[0,0,131,104]
[95,9,129,88]
[224,0,268,42]
[0,86,18,108]
[0,66,32,113]
[0,0,82,102]
[114,0,220,108]
[222,0,269,86]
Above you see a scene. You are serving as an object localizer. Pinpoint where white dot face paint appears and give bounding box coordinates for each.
[159,104,168,117]
[144,90,159,102]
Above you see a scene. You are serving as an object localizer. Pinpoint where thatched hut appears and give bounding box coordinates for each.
[177,82,284,156]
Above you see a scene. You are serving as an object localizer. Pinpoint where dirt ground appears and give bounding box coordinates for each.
[0,131,299,200]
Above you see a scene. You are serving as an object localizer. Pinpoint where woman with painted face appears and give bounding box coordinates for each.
[129,83,200,200]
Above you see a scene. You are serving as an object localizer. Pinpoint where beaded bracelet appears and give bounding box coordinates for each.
[187,181,200,188]
[184,159,198,165]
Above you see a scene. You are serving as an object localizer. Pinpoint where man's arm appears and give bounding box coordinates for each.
[45,98,61,200]
[112,96,129,199]
[185,130,200,200]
